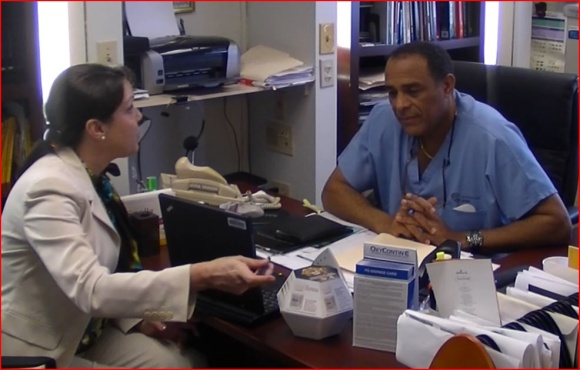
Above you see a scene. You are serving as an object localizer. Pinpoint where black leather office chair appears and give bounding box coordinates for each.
[1,356,56,368]
[452,61,578,224]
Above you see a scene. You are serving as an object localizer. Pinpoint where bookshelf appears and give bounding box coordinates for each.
[337,1,485,154]
[1,2,44,199]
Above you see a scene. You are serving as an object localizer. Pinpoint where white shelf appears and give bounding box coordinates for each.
[134,83,265,108]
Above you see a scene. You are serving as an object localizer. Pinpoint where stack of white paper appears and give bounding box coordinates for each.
[359,71,385,91]
[125,2,179,39]
[241,45,314,88]
[133,89,150,100]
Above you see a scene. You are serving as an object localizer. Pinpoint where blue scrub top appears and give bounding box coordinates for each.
[338,91,556,232]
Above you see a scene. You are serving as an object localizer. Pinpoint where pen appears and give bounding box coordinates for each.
[257,256,272,276]
[295,254,314,263]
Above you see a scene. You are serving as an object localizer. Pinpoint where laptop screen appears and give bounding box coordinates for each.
[159,193,256,267]
[158,193,282,326]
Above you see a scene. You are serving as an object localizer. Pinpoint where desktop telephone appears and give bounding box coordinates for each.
[161,157,281,209]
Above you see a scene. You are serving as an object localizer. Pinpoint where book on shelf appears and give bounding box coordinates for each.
[370,1,480,46]
[2,101,33,186]
[2,117,16,184]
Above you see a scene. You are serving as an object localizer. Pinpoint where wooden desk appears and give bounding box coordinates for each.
[141,196,569,368]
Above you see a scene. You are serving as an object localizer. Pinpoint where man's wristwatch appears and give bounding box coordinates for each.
[466,230,484,253]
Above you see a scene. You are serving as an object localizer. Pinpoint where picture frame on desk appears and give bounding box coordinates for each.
[173,1,195,13]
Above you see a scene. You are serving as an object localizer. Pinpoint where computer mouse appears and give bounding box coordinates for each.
[236,203,265,218]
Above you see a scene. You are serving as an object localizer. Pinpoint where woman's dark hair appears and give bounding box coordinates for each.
[15,64,131,182]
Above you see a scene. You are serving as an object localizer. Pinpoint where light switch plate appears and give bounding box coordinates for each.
[319,23,335,55]
[96,40,119,65]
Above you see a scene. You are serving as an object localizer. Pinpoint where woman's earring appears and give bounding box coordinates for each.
[100,136,106,141]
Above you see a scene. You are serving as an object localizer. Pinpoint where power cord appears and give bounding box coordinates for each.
[183,119,205,163]
[223,98,241,172]
[244,94,252,174]
[136,115,152,187]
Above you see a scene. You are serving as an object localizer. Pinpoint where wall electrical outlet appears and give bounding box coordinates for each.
[319,59,334,88]
[266,122,294,156]
[96,40,119,65]
[270,180,291,197]
[319,23,335,54]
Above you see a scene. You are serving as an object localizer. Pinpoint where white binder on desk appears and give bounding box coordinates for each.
[497,292,578,365]
[396,310,526,368]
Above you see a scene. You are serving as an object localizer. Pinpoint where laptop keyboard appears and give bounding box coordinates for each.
[261,275,285,313]
[196,273,287,327]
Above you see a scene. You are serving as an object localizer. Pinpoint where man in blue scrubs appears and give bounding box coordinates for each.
[322,42,570,252]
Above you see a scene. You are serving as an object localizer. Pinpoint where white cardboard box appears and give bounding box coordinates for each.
[277,266,353,340]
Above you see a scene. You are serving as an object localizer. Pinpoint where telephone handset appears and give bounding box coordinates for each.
[161,157,243,206]
[175,157,227,185]
[161,157,281,209]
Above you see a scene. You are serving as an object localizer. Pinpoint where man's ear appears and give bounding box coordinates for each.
[85,118,106,141]
[442,73,456,96]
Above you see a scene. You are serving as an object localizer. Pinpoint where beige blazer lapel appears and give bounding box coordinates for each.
[55,148,120,244]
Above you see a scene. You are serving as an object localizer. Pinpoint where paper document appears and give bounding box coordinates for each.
[269,254,312,271]
[265,66,314,87]
[530,12,567,72]
[331,235,380,272]
[125,2,179,39]
[318,211,369,230]
[334,233,435,273]
[133,89,150,100]
[461,251,501,271]
[514,267,578,299]
[359,71,385,91]
[426,258,501,325]
[241,45,313,85]
[121,189,173,217]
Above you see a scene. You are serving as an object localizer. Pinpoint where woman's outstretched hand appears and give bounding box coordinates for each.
[189,256,275,295]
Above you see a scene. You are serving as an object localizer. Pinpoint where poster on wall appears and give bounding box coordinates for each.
[173,2,195,14]
[530,11,567,73]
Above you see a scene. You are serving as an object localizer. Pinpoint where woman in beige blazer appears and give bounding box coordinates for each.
[1,64,275,368]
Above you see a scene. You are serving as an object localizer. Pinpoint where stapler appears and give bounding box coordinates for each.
[418,239,462,278]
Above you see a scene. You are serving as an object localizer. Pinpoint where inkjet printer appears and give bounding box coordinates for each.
[128,35,240,95]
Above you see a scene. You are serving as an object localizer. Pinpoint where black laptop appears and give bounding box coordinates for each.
[158,193,284,326]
